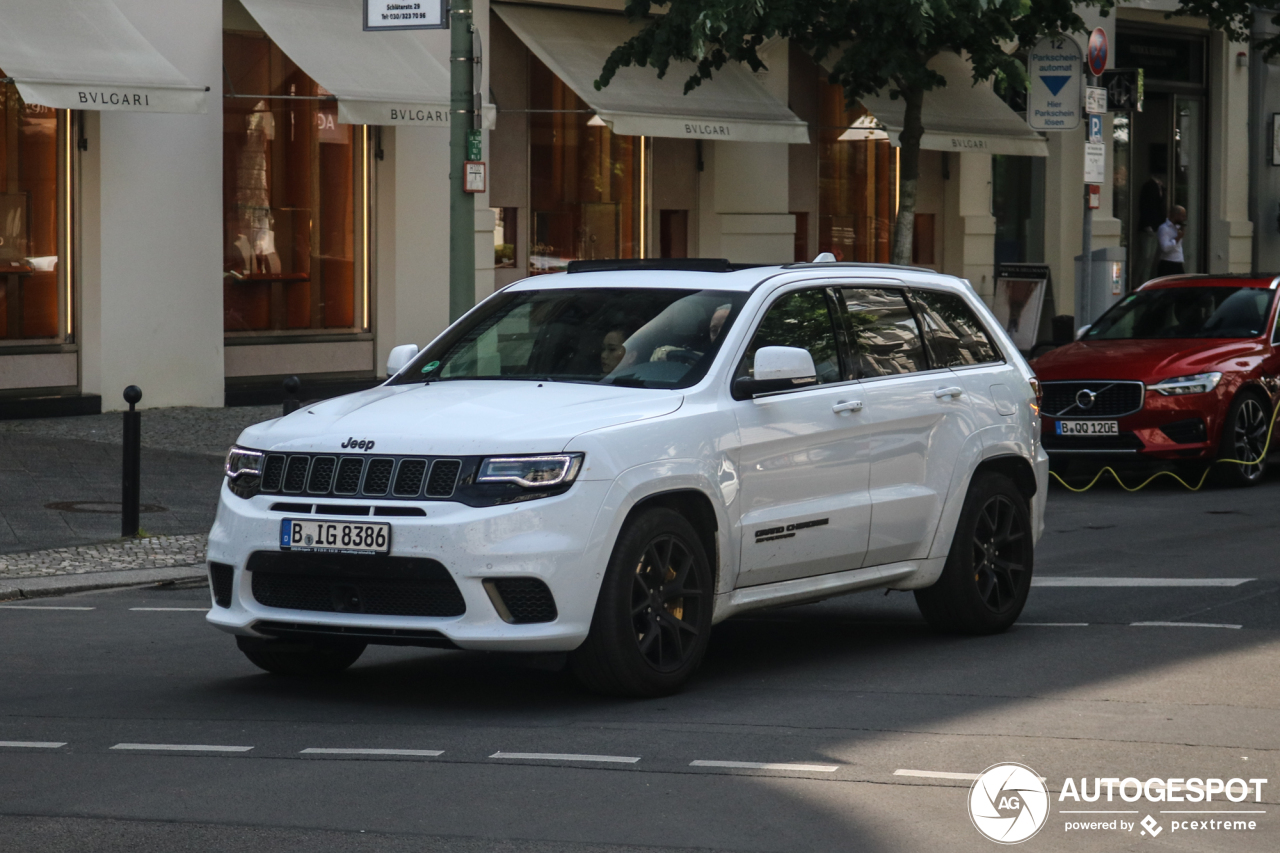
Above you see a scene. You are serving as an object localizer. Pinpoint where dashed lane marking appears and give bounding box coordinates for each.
[1034,577,1253,587]
[0,606,95,610]
[1131,621,1242,629]
[128,608,208,612]
[690,760,838,772]
[302,748,444,757]
[894,769,979,781]
[0,741,66,748]
[490,752,640,764]
[111,743,253,753]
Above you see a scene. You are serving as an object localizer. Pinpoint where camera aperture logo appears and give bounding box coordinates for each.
[969,763,1051,844]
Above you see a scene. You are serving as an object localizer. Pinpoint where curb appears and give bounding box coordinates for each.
[0,566,207,601]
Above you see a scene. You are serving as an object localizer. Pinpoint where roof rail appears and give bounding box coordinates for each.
[781,260,933,273]
[566,258,760,274]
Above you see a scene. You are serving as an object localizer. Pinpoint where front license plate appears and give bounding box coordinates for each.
[280,518,390,555]
[1056,420,1118,436]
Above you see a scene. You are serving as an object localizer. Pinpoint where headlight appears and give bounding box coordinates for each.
[1148,372,1224,396]
[224,446,264,479]
[477,454,583,488]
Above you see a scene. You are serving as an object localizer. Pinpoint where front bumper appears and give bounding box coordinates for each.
[204,479,613,652]
[1041,388,1223,460]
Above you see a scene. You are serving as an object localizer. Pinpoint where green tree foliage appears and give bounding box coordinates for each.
[596,1,1263,265]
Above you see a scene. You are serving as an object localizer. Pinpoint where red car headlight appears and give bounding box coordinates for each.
[1147,372,1224,396]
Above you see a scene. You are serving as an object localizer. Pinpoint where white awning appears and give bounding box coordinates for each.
[857,52,1047,157]
[239,0,493,128]
[0,0,206,113]
[493,3,808,144]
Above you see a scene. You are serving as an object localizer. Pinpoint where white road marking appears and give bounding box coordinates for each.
[1161,810,1266,814]
[129,608,208,612]
[894,769,980,781]
[690,760,838,772]
[0,741,66,748]
[111,743,252,752]
[490,752,640,764]
[1131,622,1242,629]
[301,748,443,757]
[1034,577,1253,587]
[1019,622,1089,626]
[0,606,95,610]
[1061,810,1139,814]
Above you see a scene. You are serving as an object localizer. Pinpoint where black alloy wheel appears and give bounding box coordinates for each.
[915,471,1033,634]
[631,534,704,672]
[1216,393,1270,487]
[571,507,713,697]
[970,494,1029,614]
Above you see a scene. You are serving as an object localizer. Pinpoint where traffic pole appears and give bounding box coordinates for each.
[1080,71,1095,332]
[449,2,476,323]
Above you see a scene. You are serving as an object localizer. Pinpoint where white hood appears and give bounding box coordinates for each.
[235,380,684,457]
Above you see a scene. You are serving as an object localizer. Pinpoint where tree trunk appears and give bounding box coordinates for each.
[891,85,925,266]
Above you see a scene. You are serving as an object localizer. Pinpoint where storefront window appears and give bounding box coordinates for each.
[222,31,369,335]
[818,81,896,263]
[528,55,638,274]
[992,154,1045,266]
[0,78,66,342]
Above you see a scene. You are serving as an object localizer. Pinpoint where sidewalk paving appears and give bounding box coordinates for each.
[0,405,277,592]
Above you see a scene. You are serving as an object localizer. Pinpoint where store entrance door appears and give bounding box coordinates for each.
[1114,28,1208,291]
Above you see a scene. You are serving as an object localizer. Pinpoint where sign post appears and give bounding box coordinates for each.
[449,3,476,323]
[1079,27,1108,328]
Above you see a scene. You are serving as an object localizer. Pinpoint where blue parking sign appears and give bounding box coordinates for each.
[1088,113,1103,143]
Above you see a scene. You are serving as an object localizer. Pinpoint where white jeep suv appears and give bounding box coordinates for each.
[209,259,1047,696]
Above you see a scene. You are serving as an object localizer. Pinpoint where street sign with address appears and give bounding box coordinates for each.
[1027,35,1082,131]
[364,0,447,31]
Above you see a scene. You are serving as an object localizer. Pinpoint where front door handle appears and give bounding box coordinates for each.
[934,386,964,399]
[832,399,864,414]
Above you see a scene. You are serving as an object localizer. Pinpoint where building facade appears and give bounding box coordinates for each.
[0,0,1253,414]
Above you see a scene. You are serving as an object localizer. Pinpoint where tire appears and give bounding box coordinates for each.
[1213,392,1270,488]
[235,635,366,676]
[914,472,1033,634]
[570,507,714,698]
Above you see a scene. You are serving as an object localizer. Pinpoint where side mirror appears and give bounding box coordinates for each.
[733,346,818,399]
[386,344,419,376]
[1075,324,1091,340]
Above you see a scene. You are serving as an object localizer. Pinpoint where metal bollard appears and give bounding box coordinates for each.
[121,385,142,538]
[282,375,302,416]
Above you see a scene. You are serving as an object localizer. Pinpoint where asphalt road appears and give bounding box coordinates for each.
[1,472,1278,852]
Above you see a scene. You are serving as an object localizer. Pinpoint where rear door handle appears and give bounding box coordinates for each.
[832,400,864,414]
[934,386,964,399]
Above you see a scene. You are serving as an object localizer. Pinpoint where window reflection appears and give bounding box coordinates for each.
[528,55,637,274]
[222,31,366,335]
[840,288,929,377]
[0,77,61,341]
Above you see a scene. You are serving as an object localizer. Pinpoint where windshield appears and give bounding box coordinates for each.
[392,287,749,389]
[1084,287,1275,340]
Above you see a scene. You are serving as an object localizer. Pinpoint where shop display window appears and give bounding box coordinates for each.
[818,81,896,264]
[222,31,370,336]
[528,56,638,274]
[0,77,67,343]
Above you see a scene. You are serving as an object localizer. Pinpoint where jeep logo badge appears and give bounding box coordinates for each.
[341,437,376,451]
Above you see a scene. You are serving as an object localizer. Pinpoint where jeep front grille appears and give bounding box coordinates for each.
[255,453,464,502]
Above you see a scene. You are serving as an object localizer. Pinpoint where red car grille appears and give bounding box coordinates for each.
[1041,380,1145,418]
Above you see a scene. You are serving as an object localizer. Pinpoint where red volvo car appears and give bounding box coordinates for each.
[1032,274,1280,486]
